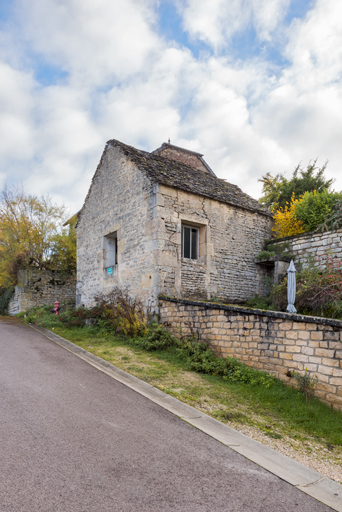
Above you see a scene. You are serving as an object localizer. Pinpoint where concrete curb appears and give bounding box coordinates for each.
[30,324,342,511]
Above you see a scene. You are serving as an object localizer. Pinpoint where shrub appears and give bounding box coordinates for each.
[272,189,342,238]
[132,322,175,351]
[294,189,342,232]
[317,198,342,231]
[58,306,103,327]
[246,295,273,310]
[270,253,342,318]
[272,193,306,238]
[176,337,275,387]
[256,250,276,261]
[126,321,275,387]
[94,288,147,337]
[293,369,318,404]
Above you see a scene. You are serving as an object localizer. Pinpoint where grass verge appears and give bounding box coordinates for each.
[11,306,342,482]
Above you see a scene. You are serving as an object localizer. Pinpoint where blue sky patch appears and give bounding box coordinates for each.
[33,59,68,86]
[285,0,314,24]
[157,0,210,57]
[0,0,13,24]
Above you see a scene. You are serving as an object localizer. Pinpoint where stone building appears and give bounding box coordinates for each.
[76,139,273,310]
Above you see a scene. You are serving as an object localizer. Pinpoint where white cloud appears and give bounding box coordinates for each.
[181,0,291,49]
[249,0,342,191]
[1,0,342,212]
[0,62,35,161]
[284,0,342,88]
[15,0,160,86]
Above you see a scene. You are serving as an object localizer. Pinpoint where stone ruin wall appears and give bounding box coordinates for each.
[8,269,76,315]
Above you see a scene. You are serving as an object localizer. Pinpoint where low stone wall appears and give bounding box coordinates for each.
[8,269,76,315]
[269,229,342,267]
[159,297,342,411]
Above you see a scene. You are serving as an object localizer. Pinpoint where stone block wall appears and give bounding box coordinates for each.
[77,145,159,310]
[269,229,342,267]
[156,185,273,302]
[8,269,76,315]
[159,297,342,411]
[77,143,273,310]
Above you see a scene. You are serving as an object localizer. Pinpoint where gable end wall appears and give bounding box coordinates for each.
[77,146,158,309]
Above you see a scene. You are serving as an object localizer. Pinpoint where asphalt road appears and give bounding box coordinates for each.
[0,318,334,512]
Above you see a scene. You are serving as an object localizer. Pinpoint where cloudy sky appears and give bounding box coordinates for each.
[1,0,342,214]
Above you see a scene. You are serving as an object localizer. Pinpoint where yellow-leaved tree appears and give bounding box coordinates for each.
[0,185,76,288]
[272,193,306,238]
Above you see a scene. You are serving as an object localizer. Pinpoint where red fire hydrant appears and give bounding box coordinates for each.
[54,300,60,315]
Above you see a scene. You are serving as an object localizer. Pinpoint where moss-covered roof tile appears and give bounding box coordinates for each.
[108,139,272,217]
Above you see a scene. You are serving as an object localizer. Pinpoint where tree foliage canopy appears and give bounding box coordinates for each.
[258,160,334,211]
[0,186,76,287]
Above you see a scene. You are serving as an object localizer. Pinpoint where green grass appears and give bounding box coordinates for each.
[17,306,342,453]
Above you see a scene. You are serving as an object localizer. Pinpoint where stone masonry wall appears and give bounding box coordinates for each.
[159,298,342,411]
[77,145,159,310]
[269,229,342,267]
[8,269,76,315]
[156,185,273,302]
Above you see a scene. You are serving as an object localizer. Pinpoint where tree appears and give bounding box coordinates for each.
[0,185,76,287]
[258,160,334,211]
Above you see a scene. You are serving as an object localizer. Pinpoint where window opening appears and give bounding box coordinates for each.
[182,225,199,259]
[104,232,117,274]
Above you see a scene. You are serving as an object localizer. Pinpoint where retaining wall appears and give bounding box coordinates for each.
[269,229,342,267]
[159,297,342,411]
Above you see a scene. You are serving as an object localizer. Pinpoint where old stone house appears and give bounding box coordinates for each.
[76,139,273,310]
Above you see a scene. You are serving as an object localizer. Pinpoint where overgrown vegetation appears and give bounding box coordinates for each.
[18,301,342,453]
[256,241,293,261]
[270,254,342,318]
[258,160,342,238]
[25,290,275,388]
[272,193,306,238]
[293,369,318,404]
[0,184,76,289]
[252,251,342,319]
[272,189,342,238]
[258,160,334,212]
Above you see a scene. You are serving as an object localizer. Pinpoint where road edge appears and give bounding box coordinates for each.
[30,324,342,511]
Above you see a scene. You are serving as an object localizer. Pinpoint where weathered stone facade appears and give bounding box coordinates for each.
[160,298,342,411]
[156,185,272,301]
[8,269,76,315]
[77,139,273,309]
[77,145,159,309]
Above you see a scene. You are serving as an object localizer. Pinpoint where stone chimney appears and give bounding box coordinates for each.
[152,142,216,176]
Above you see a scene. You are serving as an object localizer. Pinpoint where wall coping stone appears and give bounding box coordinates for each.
[158,296,342,329]
[265,228,342,244]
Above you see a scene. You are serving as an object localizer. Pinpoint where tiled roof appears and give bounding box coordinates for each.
[108,139,272,216]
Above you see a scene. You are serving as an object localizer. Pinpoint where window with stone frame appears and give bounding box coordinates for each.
[104,231,118,274]
[181,224,199,260]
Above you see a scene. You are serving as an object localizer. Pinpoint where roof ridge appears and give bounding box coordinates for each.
[106,139,272,217]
